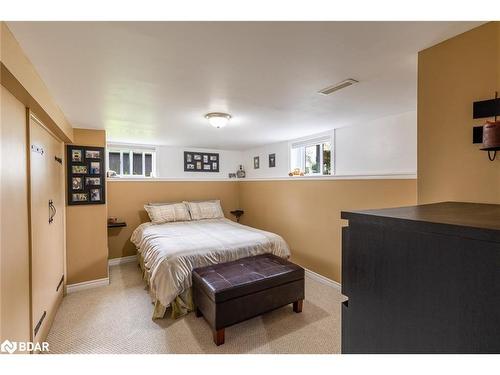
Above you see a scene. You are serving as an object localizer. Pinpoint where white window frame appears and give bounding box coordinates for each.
[107,144,157,178]
[289,132,335,176]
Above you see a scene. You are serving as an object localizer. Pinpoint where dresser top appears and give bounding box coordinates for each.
[341,202,500,241]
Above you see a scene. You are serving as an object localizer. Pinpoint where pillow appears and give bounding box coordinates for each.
[184,200,224,220]
[147,201,177,206]
[144,202,191,224]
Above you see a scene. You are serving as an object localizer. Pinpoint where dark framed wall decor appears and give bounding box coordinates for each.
[184,151,220,172]
[269,153,276,168]
[254,156,260,169]
[66,145,106,205]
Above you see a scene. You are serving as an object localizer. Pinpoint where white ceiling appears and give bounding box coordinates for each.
[8,21,482,150]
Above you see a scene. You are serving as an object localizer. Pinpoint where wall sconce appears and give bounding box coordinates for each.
[473,91,500,161]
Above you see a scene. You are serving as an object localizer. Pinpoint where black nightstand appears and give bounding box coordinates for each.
[230,210,244,223]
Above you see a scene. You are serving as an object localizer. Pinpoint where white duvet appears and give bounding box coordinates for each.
[131,218,290,308]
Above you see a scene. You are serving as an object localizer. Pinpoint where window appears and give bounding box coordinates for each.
[107,145,156,178]
[290,135,333,176]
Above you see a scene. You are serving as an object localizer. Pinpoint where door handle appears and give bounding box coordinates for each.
[34,311,47,337]
[48,200,56,224]
[56,274,64,292]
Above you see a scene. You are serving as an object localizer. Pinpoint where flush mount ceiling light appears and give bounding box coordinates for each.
[205,112,231,128]
[318,78,359,95]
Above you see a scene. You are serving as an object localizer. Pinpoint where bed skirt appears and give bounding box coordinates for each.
[138,253,194,319]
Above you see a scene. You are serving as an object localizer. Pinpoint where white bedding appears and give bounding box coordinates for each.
[131,218,290,309]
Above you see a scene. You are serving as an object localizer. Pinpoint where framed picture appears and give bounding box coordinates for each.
[72,149,82,162]
[90,161,100,174]
[90,189,101,201]
[85,149,101,159]
[67,145,106,205]
[86,177,101,186]
[269,153,276,168]
[185,151,219,172]
[72,177,83,190]
[72,193,88,202]
[72,165,88,174]
[254,156,260,169]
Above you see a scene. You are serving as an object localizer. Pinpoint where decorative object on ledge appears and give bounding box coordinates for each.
[236,165,246,178]
[288,168,304,177]
[66,145,106,205]
[230,209,244,223]
[473,91,500,161]
[184,151,219,172]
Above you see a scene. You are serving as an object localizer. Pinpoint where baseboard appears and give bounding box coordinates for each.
[304,268,342,290]
[66,277,110,294]
[108,255,138,266]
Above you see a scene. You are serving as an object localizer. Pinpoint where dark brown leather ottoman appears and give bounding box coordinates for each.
[192,253,305,346]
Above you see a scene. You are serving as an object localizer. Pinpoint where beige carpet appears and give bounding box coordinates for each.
[46,262,342,354]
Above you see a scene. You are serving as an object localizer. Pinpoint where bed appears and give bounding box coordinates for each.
[131,217,290,319]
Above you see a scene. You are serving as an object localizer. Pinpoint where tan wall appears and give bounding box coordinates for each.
[66,129,108,284]
[107,181,240,259]
[1,22,74,347]
[107,179,416,281]
[0,22,73,143]
[418,22,500,204]
[0,87,31,344]
[238,179,417,282]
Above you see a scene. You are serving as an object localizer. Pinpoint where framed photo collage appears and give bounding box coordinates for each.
[184,151,220,172]
[66,145,106,205]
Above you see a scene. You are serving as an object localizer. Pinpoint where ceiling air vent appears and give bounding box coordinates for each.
[318,78,358,95]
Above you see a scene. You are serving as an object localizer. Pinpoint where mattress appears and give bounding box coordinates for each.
[130,218,290,310]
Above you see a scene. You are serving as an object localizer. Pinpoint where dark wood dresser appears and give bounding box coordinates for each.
[341,202,500,353]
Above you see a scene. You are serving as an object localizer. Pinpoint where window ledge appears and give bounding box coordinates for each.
[107,173,416,182]
[107,177,237,182]
[245,173,417,181]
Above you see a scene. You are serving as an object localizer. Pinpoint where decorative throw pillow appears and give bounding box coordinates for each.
[144,202,191,224]
[184,200,224,220]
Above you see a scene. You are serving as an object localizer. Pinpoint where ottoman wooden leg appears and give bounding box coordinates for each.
[293,299,303,313]
[195,307,203,317]
[213,328,225,346]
